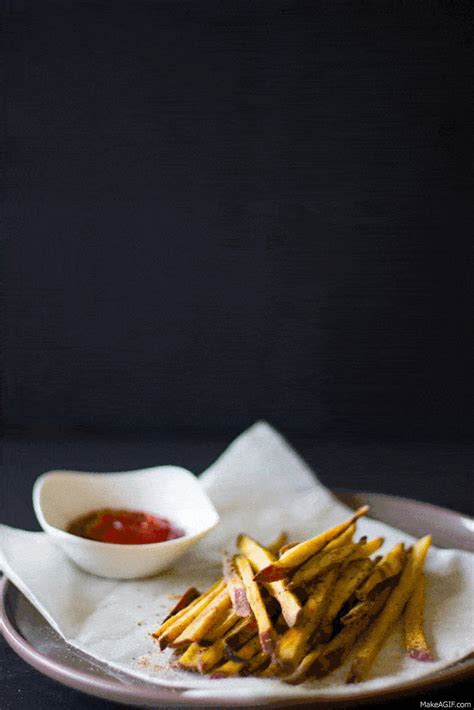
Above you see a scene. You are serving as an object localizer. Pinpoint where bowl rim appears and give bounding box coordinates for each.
[32,466,220,551]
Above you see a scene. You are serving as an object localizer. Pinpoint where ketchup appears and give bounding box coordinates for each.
[67,508,185,545]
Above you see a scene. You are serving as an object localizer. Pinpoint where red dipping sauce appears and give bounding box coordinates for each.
[67,508,185,545]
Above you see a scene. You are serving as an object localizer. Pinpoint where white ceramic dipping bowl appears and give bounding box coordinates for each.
[33,466,220,579]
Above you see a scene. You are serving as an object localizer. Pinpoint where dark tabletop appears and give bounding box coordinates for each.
[1,431,473,709]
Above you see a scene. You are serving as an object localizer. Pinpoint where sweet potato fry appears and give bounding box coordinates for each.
[170,588,232,647]
[278,541,300,555]
[161,587,201,624]
[153,580,225,648]
[223,553,251,617]
[176,641,203,671]
[224,616,258,651]
[318,558,374,640]
[244,650,270,675]
[348,537,384,561]
[195,638,226,673]
[194,618,255,673]
[347,535,432,683]
[355,543,405,601]
[290,542,357,588]
[155,512,434,684]
[234,554,276,654]
[286,586,392,684]
[404,572,433,661]
[237,534,302,627]
[254,506,369,582]
[267,531,288,555]
[340,598,374,626]
[275,568,337,672]
[210,636,262,678]
[200,609,240,645]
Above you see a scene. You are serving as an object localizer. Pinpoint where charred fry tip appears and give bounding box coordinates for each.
[253,566,288,583]
[409,649,434,661]
[353,505,370,519]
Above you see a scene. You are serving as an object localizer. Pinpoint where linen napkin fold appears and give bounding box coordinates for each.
[1,422,473,701]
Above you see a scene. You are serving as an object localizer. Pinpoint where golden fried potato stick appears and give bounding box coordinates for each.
[348,537,384,561]
[286,586,392,684]
[341,559,402,629]
[224,616,258,651]
[161,587,201,624]
[177,610,241,671]
[237,534,302,627]
[287,524,356,588]
[318,558,375,641]
[267,531,288,555]
[326,523,357,549]
[340,598,376,626]
[234,554,276,654]
[275,567,338,672]
[404,572,433,661]
[223,553,251,617]
[194,618,255,673]
[176,641,203,671]
[244,649,270,675]
[278,541,300,555]
[170,587,232,648]
[153,580,225,649]
[347,535,432,683]
[355,543,405,601]
[210,636,262,678]
[200,608,240,645]
[290,541,358,588]
[254,506,369,582]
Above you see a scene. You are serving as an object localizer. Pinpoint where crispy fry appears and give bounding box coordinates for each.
[194,618,255,673]
[161,587,201,624]
[154,511,434,684]
[348,537,384,561]
[224,616,258,651]
[325,523,356,550]
[340,598,375,626]
[200,609,240,645]
[267,531,288,555]
[347,535,432,683]
[278,541,300,555]
[254,506,369,582]
[286,586,392,684]
[404,573,433,661]
[275,568,337,672]
[170,588,231,647]
[153,580,225,649]
[244,650,270,675]
[223,553,251,617]
[290,542,358,588]
[356,543,405,601]
[237,534,302,627]
[176,641,203,671]
[210,636,262,678]
[318,558,375,640]
[234,554,276,654]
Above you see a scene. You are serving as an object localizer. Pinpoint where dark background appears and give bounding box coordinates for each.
[2,2,473,709]
[4,0,473,440]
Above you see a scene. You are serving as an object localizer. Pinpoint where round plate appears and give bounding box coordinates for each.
[1,491,473,707]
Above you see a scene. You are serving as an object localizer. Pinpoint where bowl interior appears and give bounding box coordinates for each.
[35,467,219,539]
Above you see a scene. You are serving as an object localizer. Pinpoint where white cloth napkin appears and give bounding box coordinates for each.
[1,422,473,702]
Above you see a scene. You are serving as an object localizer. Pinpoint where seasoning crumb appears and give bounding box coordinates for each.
[136,654,168,672]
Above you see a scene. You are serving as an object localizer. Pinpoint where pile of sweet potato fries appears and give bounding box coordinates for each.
[152,507,433,683]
